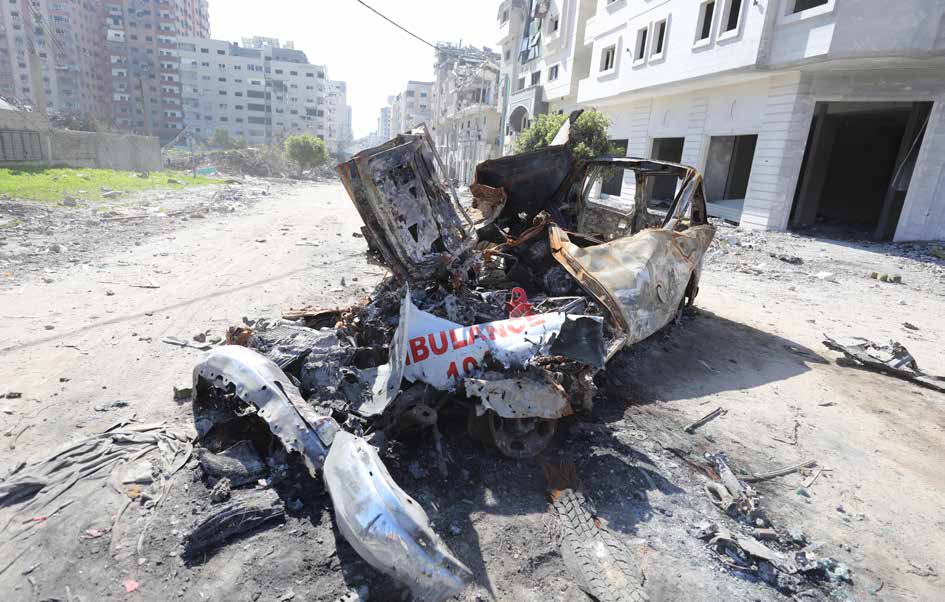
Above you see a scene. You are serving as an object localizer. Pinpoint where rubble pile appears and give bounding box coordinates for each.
[165,147,338,181]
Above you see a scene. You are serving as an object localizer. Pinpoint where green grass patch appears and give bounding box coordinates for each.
[0,167,221,203]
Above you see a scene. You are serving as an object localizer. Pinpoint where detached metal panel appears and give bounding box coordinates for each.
[0,129,44,162]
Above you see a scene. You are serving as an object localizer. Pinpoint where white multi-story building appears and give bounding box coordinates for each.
[377,105,391,140]
[327,80,352,154]
[572,0,945,242]
[431,44,502,183]
[388,80,433,134]
[496,0,597,153]
[178,36,350,152]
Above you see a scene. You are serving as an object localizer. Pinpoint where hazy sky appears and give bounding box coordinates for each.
[209,0,500,139]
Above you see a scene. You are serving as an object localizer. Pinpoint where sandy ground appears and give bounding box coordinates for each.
[0,181,943,601]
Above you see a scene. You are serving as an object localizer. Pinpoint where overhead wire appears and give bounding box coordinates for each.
[353,0,437,49]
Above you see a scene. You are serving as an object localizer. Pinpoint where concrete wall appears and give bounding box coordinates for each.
[45,130,162,171]
[0,108,161,171]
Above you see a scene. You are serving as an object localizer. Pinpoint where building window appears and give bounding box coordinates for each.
[652,19,667,58]
[548,64,559,80]
[552,17,559,32]
[634,27,648,61]
[787,0,830,15]
[530,71,540,86]
[500,9,508,24]
[697,1,715,42]
[600,44,616,72]
[722,0,743,33]
[791,0,828,12]
[504,49,511,61]
[517,76,526,91]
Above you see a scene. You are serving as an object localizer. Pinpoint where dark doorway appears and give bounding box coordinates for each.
[790,101,932,240]
[649,137,685,202]
[600,139,629,196]
[703,134,757,222]
[704,135,757,201]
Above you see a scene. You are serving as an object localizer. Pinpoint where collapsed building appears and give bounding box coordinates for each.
[188,115,716,599]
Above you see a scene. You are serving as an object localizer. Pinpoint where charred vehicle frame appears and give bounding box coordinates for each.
[188,118,715,600]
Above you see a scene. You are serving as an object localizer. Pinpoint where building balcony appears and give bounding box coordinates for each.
[508,84,547,120]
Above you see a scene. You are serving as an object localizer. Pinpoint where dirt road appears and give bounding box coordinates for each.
[1,181,943,601]
[0,181,384,469]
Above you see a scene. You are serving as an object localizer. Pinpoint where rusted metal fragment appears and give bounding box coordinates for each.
[469,182,507,223]
[192,345,339,477]
[337,128,476,282]
[465,370,573,420]
[823,335,945,393]
[324,431,471,601]
[549,225,715,344]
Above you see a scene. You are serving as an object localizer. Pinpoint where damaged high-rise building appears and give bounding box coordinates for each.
[430,43,502,184]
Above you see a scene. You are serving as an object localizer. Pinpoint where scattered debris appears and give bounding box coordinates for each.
[93,399,130,412]
[182,489,286,557]
[738,459,818,483]
[196,441,267,487]
[684,407,727,434]
[823,334,945,393]
[770,253,803,265]
[209,477,232,503]
[162,336,213,351]
[123,578,140,593]
[870,271,903,284]
[902,322,919,331]
[803,467,825,489]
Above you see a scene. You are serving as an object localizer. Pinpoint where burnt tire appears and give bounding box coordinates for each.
[553,490,649,602]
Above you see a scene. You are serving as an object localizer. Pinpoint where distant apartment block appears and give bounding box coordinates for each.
[388,80,433,134]
[178,36,351,153]
[0,0,114,118]
[106,0,210,141]
[498,0,945,242]
[0,0,210,141]
[377,105,391,140]
[431,43,502,183]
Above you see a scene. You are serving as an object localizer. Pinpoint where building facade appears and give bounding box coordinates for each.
[377,105,391,140]
[105,0,211,141]
[388,80,433,134]
[178,36,350,152]
[495,0,597,153]
[0,1,221,144]
[573,0,945,242]
[430,43,502,184]
[0,0,114,119]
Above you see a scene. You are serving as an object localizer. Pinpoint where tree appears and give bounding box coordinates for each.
[513,113,567,155]
[210,128,235,149]
[285,134,329,176]
[513,110,619,159]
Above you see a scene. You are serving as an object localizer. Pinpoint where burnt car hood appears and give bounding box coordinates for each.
[473,143,574,229]
[338,127,477,281]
